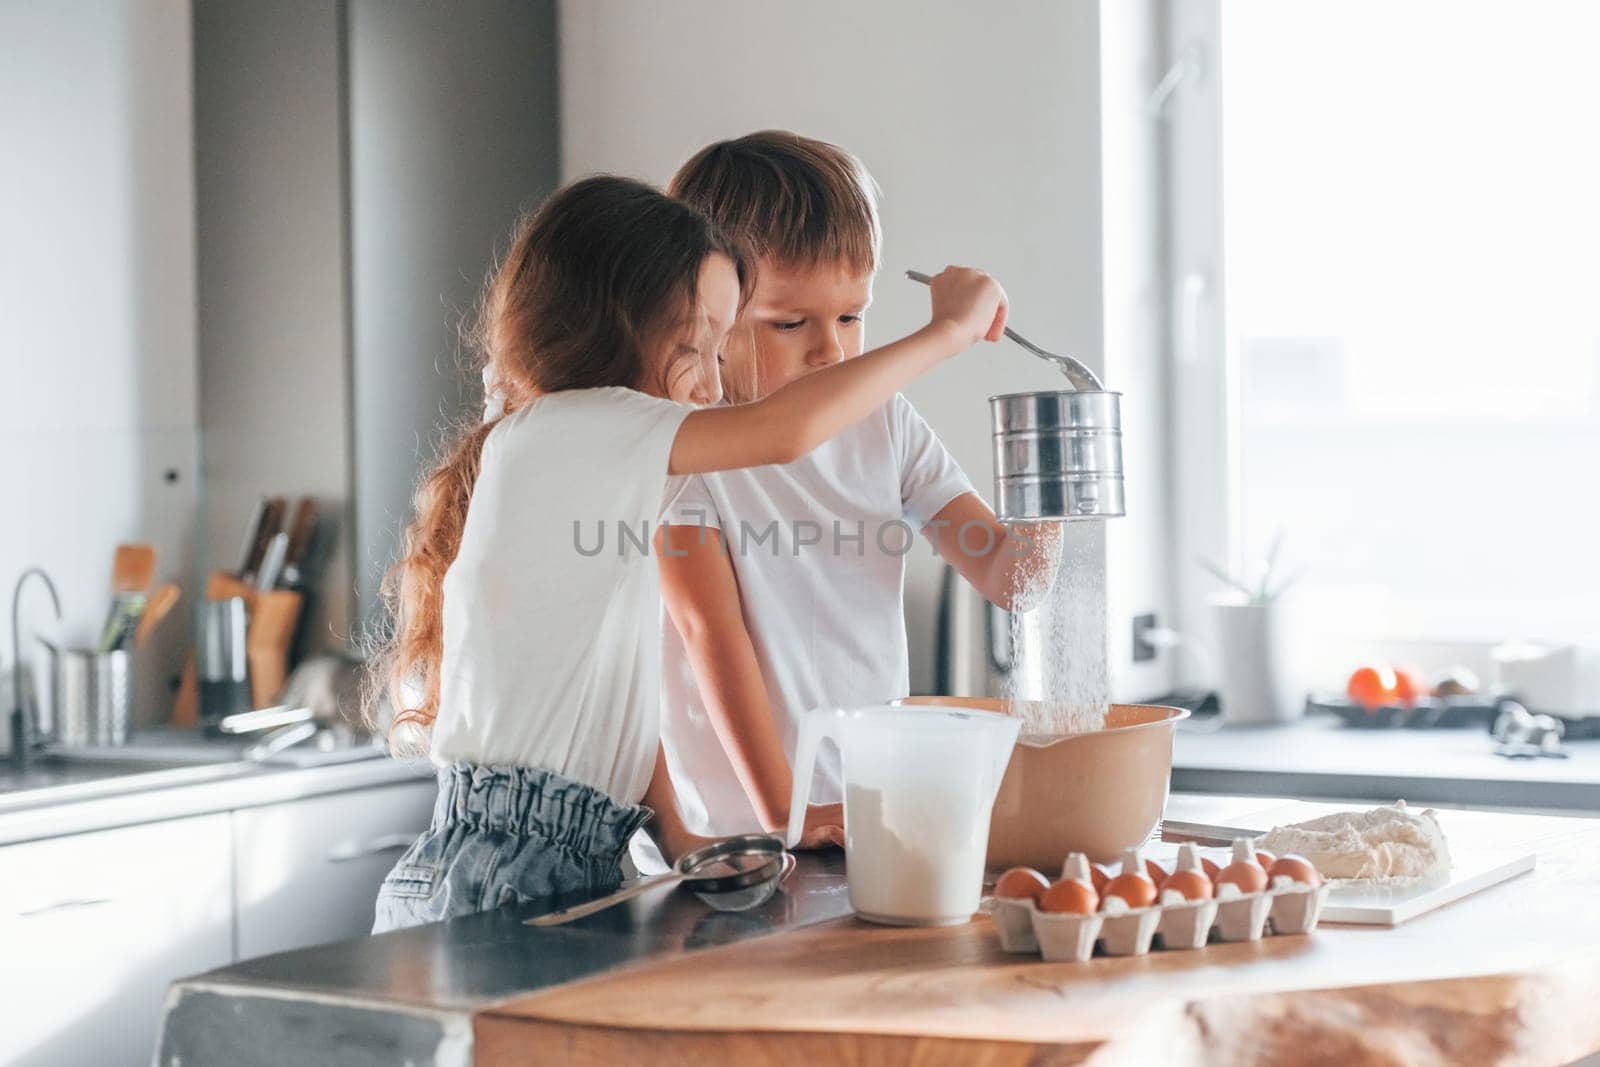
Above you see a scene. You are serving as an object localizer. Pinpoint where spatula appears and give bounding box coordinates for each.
[112,544,156,594]
[133,583,181,648]
[99,544,158,651]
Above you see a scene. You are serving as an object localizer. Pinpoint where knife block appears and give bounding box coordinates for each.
[171,572,304,726]
[248,590,302,709]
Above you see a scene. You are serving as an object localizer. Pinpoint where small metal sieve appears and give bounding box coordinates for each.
[524,834,791,927]
[905,269,1125,521]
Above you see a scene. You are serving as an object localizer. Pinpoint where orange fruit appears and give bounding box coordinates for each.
[1347,664,1398,711]
[1393,666,1426,708]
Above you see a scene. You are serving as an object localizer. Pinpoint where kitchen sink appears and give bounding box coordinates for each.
[0,750,258,813]
[0,727,386,814]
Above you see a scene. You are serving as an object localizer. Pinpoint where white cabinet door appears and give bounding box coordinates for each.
[0,814,234,1067]
[233,780,435,959]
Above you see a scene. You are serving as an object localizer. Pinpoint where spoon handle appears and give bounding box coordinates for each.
[904,269,1105,391]
[524,870,684,927]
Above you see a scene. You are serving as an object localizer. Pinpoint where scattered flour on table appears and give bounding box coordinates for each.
[1259,801,1451,881]
[1005,525,1108,739]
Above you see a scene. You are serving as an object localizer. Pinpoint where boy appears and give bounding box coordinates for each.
[660,131,1056,846]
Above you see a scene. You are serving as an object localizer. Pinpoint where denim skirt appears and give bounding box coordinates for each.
[373,763,652,933]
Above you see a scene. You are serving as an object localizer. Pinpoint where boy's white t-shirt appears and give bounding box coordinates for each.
[659,393,973,836]
[431,387,689,805]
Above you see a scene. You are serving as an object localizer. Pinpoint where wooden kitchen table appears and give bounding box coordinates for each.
[479,798,1600,1066]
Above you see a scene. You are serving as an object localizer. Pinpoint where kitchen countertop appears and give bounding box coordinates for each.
[156,849,856,1067]
[1172,713,1600,811]
[0,744,434,846]
[155,794,1600,1066]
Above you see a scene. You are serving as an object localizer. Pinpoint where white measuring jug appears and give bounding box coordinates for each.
[786,704,1020,926]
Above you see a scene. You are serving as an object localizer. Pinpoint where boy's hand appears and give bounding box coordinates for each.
[927,266,1009,347]
[790,802,846,850]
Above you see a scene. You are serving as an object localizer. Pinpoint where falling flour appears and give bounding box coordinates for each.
[1005,524,1109,738]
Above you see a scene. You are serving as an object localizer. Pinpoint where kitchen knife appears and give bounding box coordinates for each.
[256,531,291,593]
[235,497,268,575]
[1159,820,1264,846]
[242,497,287,583]
[279,496,320,588]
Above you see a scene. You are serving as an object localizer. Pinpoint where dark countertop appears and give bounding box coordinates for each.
[1172,713,1600,810]
[156,850,853,1067]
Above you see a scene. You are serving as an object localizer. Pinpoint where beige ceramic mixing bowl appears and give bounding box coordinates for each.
[897,697,1188,868]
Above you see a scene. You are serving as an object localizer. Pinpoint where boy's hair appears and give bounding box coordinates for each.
[668,130,881,275]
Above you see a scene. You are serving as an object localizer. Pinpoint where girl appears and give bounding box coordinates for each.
[371,175,1007,930]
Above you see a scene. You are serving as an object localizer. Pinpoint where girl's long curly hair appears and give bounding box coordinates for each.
[370,175,748,751]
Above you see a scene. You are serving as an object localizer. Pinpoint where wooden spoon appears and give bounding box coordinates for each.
[134,583,181,648]
[113,543,157,594]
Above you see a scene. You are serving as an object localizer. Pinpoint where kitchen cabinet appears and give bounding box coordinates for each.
[0,814,234,1067]
[233,780,434,958]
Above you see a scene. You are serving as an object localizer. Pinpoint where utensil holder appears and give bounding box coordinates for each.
[247,590,302,709]
[41,643,132,747]
[197,595,252,727]
[173,573,304,726]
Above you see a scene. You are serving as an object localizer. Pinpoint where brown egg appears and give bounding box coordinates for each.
[1101,872,1157,910]
[1039,878,1099,915]
[1088,863,1111,894]
[1254,848,1277,874]
[1200,856,1223,883]
[1267,854,1323,888]
[1217,860,1269,894]
[994,867,1051,903]
[1144,858,1169,884]
[1159,868,1215,901]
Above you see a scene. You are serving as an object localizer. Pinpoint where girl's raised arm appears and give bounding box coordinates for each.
[669,267,1007,476]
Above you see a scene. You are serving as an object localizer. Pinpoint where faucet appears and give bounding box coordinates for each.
[9,567,63,771]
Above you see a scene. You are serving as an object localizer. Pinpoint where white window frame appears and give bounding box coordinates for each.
[1162,0,1235,686]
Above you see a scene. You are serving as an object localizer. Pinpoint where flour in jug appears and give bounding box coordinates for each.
[844,784,990,924]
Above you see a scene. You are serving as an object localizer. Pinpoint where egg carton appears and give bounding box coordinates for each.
[989,879,1329,962]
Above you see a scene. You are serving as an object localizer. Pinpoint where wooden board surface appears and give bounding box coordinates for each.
[481,799,1600,1066]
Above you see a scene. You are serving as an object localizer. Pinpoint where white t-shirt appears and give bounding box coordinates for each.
[431,387,690,805]
[659,393,973,836]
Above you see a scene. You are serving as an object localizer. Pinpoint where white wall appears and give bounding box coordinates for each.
[0,0,198,730]
[560,0,1172,697]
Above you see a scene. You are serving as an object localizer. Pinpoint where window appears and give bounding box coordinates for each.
[1169,0,1600,664]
